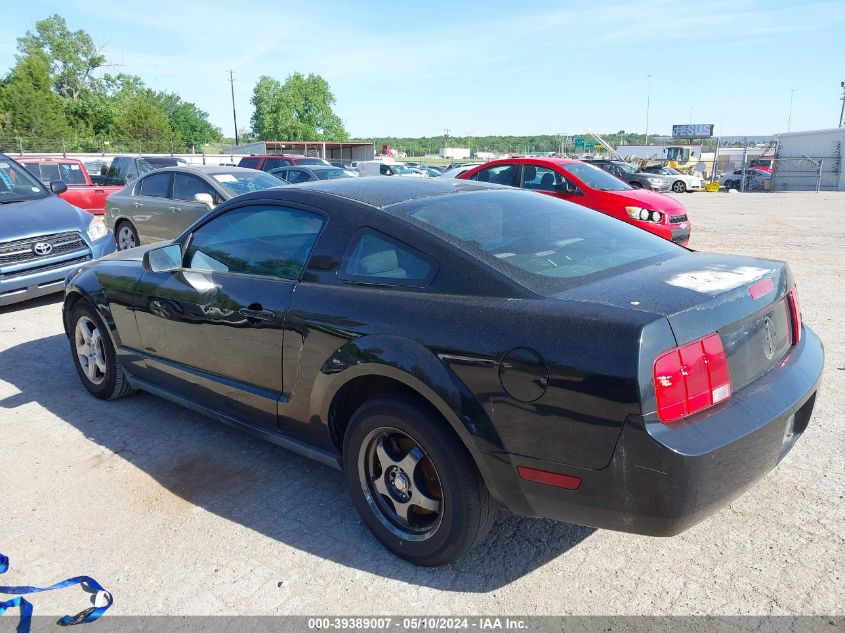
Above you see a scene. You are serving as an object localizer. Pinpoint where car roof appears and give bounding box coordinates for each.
[293,175,507,208]
[15,156,81,162]
[152,165,265,176]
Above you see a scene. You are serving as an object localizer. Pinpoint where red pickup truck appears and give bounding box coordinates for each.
[17,157,123,215]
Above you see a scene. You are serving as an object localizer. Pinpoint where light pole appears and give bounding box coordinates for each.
[645,73,653,145]
[839,81,845,128]
[787,89,794,132]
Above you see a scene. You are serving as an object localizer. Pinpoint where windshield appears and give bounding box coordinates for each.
[561,163,632,191]
[295,158,329,166]
[314,168,353,180]
[25,161,88,185]
[389,189,681,293]
[211,171,286,196]
[666,147,689,161]
[0,158,49,203]
[663,167,681,175]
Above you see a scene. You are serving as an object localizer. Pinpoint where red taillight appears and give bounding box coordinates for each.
[788,288,802,344]
[653,333,732,423]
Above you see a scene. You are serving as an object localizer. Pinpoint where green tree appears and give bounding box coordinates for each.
[17,14,106,101]
[112,93,180,152]
[251,72,347,141]
[149,91,222,151]
[0,52,71,141]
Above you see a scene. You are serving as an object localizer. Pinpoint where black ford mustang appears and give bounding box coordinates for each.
[63,177,823,565]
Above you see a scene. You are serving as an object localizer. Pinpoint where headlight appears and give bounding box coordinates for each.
[625,206,663,223]
[86,216,109,241]
[647,178,664,185]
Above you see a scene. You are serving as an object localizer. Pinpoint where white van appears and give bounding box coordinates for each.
[356,160,424,178]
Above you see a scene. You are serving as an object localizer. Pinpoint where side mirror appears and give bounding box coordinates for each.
[194,192,215,210]
[555,181,581,195]
[50,180,68,195]
[143,244,182,273]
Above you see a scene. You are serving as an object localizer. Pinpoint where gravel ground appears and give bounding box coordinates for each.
[0,192,842,617]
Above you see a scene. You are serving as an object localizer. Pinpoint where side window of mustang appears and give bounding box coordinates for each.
[341,231,433,284]
[184,205,324,280]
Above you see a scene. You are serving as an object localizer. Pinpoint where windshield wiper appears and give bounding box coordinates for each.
[0,199,25,204]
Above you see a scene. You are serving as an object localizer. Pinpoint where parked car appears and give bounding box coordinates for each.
[92,156,156,186]
[237,155,330,171]
[356,161,425,177]
[17,157,123,215]
[640,165,705,193]
[268,165,356,183]
[105,166,286,250]
[458,158,691,245]
[720,168,771,191]
[142,156,189,169]
[0,153,114,307]
[440,165,479,179]
[83,160,109,177]
[584,159,673,191]
[63,177,821,565]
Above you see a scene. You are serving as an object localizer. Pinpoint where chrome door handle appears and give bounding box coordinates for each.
[168,206,181,212]
[133,201,144,208]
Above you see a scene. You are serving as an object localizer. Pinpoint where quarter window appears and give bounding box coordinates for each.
[185,205,324,280]
[342,231,433,283]
[139,172,172,198]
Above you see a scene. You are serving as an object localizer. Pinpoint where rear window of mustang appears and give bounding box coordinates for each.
[387,190,683,292]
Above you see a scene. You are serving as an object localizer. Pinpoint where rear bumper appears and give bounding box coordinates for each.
[481,325,823,536]
[0,237,114,307]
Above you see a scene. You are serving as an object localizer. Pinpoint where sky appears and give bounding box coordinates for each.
[2,0,844,139]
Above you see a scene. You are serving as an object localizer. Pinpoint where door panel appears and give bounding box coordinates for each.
[132,203,326,429]
[134,270,293,428]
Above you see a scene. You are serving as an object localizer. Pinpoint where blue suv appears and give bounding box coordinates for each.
[0,153,115,307]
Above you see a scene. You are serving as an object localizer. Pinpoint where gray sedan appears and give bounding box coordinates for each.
[105,166,286,250]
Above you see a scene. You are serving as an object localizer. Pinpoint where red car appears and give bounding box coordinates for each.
[458,158,691,245]
[17,157,122,215]
[237,154,330,171]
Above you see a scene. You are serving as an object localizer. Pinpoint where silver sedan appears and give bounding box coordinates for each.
[104,165,287,250]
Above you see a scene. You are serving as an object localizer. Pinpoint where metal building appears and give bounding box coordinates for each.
[224,140,375,163]
[773,128,844,192]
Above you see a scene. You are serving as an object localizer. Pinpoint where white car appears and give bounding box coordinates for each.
[440,165,479,179]
[641,166,704,193]
[719,168,771,191]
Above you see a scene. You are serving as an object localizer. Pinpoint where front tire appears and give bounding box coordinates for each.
[343,397,496,566]
[672,180,686,193]
[116,221,139,251]
[69,300,135,400]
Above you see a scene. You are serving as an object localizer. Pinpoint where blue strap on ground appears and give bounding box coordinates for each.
[0,553,112,633]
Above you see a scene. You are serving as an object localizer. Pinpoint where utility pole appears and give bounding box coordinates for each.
[443,128,450,157]
[645,73,653,145]
[229,70,239,146]
[839,81,845,128]
[787,89,794,133]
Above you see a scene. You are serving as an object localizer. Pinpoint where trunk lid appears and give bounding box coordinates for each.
[559,252,796,391]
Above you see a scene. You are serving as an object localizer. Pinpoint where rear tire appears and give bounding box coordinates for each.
[69,300,135,400]
[724,180,736,189]
[629,181,643,188]
[343,396,496,566]
[116,221,139,251]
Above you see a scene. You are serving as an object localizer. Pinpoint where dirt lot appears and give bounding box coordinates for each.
[0,192,842,616]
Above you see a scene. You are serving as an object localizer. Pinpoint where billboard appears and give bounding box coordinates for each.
[672,124,714,138]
